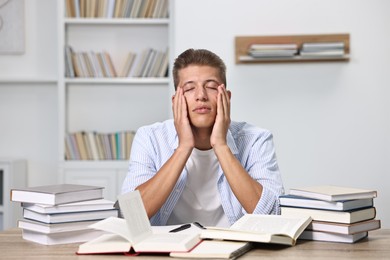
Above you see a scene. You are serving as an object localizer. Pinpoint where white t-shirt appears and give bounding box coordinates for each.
[167,148,230,227]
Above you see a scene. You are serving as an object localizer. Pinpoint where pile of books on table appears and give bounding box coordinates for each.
[11,184,118,245]
[280,185,381,243]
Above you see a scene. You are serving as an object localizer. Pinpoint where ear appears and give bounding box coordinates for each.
[227,90,232,100]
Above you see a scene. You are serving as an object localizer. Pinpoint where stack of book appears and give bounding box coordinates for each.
[280,185,381,243]
[299,42,345,58]
[246,43,298,60]
[11,184,118,245]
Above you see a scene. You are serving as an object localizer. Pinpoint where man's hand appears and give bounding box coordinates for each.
[210,84,231,148]
[172,87,195,149]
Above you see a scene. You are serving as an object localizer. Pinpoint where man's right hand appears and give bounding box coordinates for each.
[172,87,195,150]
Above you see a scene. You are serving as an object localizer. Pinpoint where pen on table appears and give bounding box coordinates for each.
[193,222,206,229]
[169,223,191,233]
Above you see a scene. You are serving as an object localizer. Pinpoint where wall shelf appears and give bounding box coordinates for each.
[235,33,350,64]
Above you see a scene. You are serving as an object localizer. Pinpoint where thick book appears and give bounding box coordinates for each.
[23,208,118,224]
[21,199,115,214]
[281,206,376,224]
[200,214,312,246]
[279,195,374,211]
[170,240,252,259]
[18,219,100,234]
[11,184,104,205]
[299,230,368,243]
[77,190,201,255]
[306,219,381,235]
[22,228,105,245]
[288,185,377,202]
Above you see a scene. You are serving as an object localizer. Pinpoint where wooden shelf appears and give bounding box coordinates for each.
[235,33,350,64]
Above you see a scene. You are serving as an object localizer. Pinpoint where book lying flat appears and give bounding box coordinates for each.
[18,219,100,234]
[288,185,377,202]
[23,208,118,224]
[77,191,201,255]
[299,230,368,243]
[170,240,252,259]
[11,184,104,205]
[279,195,373,211]
[22,228,105,245]
[200,214,312,246]
[306,219,381,235]
[281,206,376,224]
[21,199,115,214]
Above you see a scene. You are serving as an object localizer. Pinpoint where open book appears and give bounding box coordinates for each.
[77,191,201,255]
[200,214,312,246]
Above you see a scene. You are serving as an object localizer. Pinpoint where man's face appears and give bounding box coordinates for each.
[177,65,223,129]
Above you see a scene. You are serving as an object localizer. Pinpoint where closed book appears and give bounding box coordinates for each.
[299,230,368,243]
[22,228,105,245]
[306,219,381,235]
[18,219,100,234]
[170,240,253,259]
[21,199,115,214]
[200,214,312,246]
[11,184,104,205]
[281,206,376,224]
[289,185,377,201]
[279,195,374,211]
[23,208,118,224]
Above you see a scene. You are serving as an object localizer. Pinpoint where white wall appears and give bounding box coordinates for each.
[0,0,58,185]
[172,0,390,227]
[0,0,388,227]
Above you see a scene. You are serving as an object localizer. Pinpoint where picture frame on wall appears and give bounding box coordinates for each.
[0,0,25,54]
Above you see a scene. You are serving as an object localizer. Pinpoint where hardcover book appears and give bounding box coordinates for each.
[306,219,381,235]
[77,190,201,255]
[200,214,312,246]
[288,185,377,202]
[11,184,104,205]
[299,230,368,243]
[279,195,374,211]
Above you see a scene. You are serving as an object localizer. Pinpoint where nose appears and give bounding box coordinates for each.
[195,86,208,101]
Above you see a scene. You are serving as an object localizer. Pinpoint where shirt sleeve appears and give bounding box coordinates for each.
[245,131,284,215]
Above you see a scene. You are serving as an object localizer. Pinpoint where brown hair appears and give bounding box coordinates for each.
[172,49,227,90]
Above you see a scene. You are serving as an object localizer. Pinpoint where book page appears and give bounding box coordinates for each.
[230,214,307,238]
[89,217,131,241]
[118,191,153,244]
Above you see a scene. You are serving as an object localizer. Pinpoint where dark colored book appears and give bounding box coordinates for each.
[11,184,104,205]
[279,194,373,211]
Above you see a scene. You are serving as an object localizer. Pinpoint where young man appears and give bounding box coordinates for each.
[122,49,284,227]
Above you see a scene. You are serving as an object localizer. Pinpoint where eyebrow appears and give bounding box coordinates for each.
[182,79,220,87]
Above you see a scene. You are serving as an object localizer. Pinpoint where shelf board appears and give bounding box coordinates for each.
[235,33,350,64]
[64,77,170,85]
[61,160,128,169]
[64,18,169,25]
[0,77,57,84]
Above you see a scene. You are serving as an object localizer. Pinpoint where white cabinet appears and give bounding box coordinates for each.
[0,159,27,230]
[58,1,171,199]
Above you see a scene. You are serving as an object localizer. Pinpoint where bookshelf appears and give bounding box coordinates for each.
[0,159,27,230]
[235,33,350,63]
[58,0,171,200]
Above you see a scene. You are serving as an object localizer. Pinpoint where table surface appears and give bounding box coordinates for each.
[0,228,389,259]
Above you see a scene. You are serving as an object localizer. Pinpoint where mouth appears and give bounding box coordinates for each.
[193,106,211,114]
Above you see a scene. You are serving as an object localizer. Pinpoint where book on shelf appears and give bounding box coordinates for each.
[18,218,100,234]
[288,185,377,202]
[306,219,381,235]
[11,184,104,205]
[23,207,118,224]
[301,42,345,51]
[200,214,312,246]
[77,190,201,255]
[281,206,376,224]
[22,228,105,245]
[299,230,368,244]
[279,194,374,211]
[170,240,253,259]
[21,199,115,214]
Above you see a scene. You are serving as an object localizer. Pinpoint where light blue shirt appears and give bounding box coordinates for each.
[122,119,284,226]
